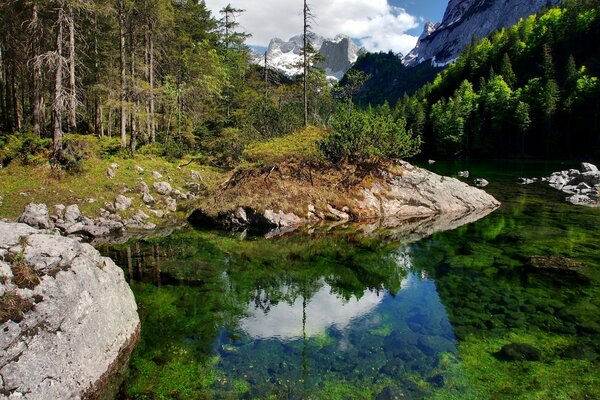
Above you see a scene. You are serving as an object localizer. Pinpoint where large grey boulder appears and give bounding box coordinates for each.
[18,203,51,229]
[0,222,139,399]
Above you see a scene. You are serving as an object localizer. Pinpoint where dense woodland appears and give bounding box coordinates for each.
[352,0,600,159]
[0,0,339,167]
[1,0,599,168]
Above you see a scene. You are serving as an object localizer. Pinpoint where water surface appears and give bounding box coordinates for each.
[104,161,600,399]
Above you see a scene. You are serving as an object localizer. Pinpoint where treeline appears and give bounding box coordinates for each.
[352,0,600,159]
[0,0,335,166]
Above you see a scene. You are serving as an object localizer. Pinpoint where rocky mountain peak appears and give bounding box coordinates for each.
[404,0,560,67]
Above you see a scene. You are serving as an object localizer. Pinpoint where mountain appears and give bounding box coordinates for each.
[261,33,365,81]
[404,0,560,67]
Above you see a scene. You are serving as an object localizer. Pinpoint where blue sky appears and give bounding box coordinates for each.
[206,0,450,54]
[392,0,448,34]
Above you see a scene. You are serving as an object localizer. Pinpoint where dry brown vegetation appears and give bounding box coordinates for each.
[0,291,34,324]
[11,262,41,289]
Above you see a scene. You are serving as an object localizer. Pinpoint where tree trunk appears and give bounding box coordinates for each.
[31,3,43,136]
[119,0,127,148]
[303,0,308,127]
[149,32,155,142]
[11,63,22,131]
[67,3,76,132]
[53,6,64,157]
[93,12,100,136]
[129,18,137,154]
[0,45,7,131]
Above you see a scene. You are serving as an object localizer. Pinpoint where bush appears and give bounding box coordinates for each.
[319,107,421,164]
[0,134,51,166]
[243,126,325,167]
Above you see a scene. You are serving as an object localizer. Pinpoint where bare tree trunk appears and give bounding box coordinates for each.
[129,18,137,154]
[264,51,268,98]
[93,12,100,136]
[67,3,76,132]
[0,45,7,131]
[12,63,22,130]
[107,106,112,138]
[119,0,127,148]
[31,3,43,136]
[149,32,155,142]
[53,6,64,156]
[303,0,308,127]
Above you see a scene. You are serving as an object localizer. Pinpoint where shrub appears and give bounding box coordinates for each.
[319,107,421,164]
[243,126,325,167]
[0,134,51,166]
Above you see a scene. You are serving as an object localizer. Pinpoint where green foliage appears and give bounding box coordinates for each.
[320,107,421,164]
[0,134,51,166]
[393,0,600,158]
[243,126,325,167]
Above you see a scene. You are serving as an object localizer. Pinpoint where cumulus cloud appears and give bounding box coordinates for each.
[205,0,420,55]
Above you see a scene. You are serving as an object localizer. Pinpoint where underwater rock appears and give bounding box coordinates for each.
[528,256,581,272]
[494,343,541,361]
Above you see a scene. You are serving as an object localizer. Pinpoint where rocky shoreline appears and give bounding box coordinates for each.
[519,162,600,207]
[0,222,140,399]
[189,161,501,234]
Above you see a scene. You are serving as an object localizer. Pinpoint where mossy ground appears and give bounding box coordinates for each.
[0,136,226,225]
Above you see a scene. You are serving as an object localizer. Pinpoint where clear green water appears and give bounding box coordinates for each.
[103,161,600,399]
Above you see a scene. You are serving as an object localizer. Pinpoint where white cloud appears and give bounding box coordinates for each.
[205,0,420,55]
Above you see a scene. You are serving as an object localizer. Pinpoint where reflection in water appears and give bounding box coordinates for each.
[241,281,384,341]
[105,161,600,399]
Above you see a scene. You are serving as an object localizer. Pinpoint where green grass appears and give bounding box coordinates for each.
[242,126,326,167]
[0,139,226,223]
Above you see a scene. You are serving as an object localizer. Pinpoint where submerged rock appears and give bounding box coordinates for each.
[528,256,581,272]
[0,221,140,399]
[495,343,542,361]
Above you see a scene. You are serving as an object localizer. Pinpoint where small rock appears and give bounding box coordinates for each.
[151,171,162,179]
[581,162,598,173]
[171,189,187,200]
[495,343,541,361]
[134,165,144,173]
[458,171,469,178]
[149,210,164,218]
[326,204,350,221]
[54,204,66,219]
[0,194,3,207]
[428,160,436,165]
[64,205,81,224]
[153,181,172,195]
[164,197,177,212]
[114,195,132,211]
[474,178,489,187]
[18,203,52,229]
[139,181,150,194]
[562,185,578,194]
[190,170,202,181]
[142,192,155,205]
[566,194,595,206]
[106,167,115,179]
[517,177,537,185]
[110,162,119,170]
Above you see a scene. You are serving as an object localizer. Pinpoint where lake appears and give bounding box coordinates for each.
[102,161,600,399]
